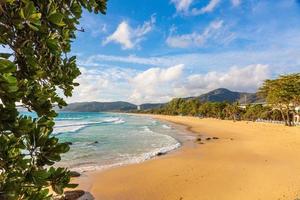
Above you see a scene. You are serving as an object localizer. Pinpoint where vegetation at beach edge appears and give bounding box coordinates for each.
[138,73,300,126]
[0,0,107,199]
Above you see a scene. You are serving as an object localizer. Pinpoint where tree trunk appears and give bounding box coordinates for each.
[287,112,290,126]
[286,111,293,126]
[280,109,288,126]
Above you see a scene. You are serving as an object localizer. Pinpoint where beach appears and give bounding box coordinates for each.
[76,115,300,200]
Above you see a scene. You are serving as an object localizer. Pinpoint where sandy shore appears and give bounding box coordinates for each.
[76,115,300,200]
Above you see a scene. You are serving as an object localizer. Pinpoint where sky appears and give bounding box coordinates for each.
[45,0,300,104]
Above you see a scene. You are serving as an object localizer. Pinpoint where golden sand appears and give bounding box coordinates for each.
[76,115,300,200]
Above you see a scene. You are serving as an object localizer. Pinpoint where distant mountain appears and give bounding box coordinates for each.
[60,88,264,112]
[139,103,166,110]
[61,101,137,112]
[192,88,263,104]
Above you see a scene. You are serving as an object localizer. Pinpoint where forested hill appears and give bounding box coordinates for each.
[190,88,262,104]
[60,88,263,112]
[61,101,137,112]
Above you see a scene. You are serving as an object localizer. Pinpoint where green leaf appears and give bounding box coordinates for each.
[29,13,41,21]
[71,3,82,18]
[52,184,63,195]
[19,8,25,19]
[46,39,58,51]
[24,1,37,18]
[27,23,39,31]
[48,13,65,26]
[0,59,16,73]
[66,183,78,188]
[3,73,17,84]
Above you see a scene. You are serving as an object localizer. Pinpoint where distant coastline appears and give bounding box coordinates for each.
[60,88,261,113]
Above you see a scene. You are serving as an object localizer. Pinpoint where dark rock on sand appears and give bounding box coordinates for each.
[54,190,85,200]
[63,190,85,200]
[212,137,219,140]
[157,152,167,156]
[70,171,81,177]
[206,137,211,141]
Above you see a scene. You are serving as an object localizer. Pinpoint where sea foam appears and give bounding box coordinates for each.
[53,117,125,134]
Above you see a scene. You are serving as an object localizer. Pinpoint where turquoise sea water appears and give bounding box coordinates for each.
[23,112,189,172]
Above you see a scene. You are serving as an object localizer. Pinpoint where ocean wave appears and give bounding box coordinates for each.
[114,119,125,124]
[162,124,171,129]
[69,125,181,173]
[53,117,125,135]
[55,117,84,121]
[53,125,85,135]
[142,126,153,133]
[102,117,121,123]
[151,120,158,124]
[70,142,181,173]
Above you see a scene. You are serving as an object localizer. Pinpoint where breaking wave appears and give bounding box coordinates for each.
[53,117,125,135]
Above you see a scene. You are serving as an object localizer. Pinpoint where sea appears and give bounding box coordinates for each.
[21,112,191,172]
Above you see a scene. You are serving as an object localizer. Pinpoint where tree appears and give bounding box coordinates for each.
[259,73,300,126]
[0,0,107,199]
[224,102,241,121]
[243,104,264,121]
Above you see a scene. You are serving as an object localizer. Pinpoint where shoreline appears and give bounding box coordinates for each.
[73,114,194,175]
[76,115,300,200]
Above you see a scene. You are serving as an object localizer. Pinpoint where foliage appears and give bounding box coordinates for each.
[259,73,300,126]
[243,105,273,121]
[0,0,107,199]
[223,102,241,121]
[199,102,227,119]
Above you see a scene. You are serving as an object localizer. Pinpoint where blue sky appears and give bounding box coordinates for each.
[67,0,300,104]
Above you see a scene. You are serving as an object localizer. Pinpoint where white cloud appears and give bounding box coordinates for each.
[231,0,241,7]
[171,0,193,14]
[67,67,135,103]
[66,64,271,104]
[103,15,156,49]
[171,0,220,15]
[166,20,224,48]
[129,64,270,104]
[129,64,185,104]
[182,64,270,96]
[103,21,133,49]
[191,0,220,15]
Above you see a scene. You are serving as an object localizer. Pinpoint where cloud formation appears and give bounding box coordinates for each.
[103,15,156,49]
[182,64,270,96]
[129,64,185,104]
[67,67,135,103]
[170,0,220,15]
[191,0,220,15]
[170,0,193,14]
[166,20,224,48]
[67,64,271,104]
